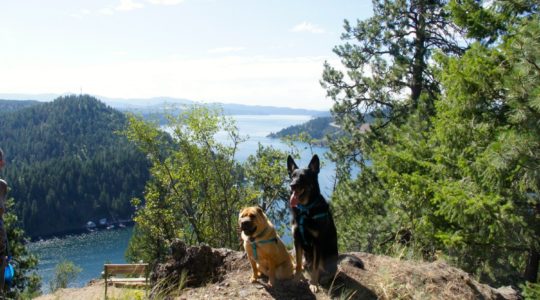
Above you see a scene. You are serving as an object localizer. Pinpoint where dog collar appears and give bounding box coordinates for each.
[248,227,278,261]
[296,197,321,213]
[296,199,328,246]
[250,237,278,261]
[250,227,268,241]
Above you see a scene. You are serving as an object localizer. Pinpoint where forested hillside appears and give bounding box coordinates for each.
[0,95,149,237]
[0,99,40,113]
[267,117,339,141]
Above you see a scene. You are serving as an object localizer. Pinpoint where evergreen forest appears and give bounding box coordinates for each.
[0,95,149,237]
[320,0,539,290]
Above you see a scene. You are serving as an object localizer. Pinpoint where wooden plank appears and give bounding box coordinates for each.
[104,264,148,275]
[113,281,148,289]
[108,277,147,283]
[104,263,149,298]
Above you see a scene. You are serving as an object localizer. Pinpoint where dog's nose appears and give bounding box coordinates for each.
[240,221,252,231]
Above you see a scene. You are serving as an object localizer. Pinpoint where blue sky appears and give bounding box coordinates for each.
[0,0,372,110]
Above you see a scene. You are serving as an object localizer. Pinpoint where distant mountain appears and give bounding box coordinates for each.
[0,95,149,238]
[98,96,195,110]
[217,103,327,116]
[113,100,328,123]
[0,93,58,102]
[0,99,41,114]
[0,94,328,119]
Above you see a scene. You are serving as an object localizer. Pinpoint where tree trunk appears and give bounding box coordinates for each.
[411,0,427,110]
[524,248,539,282]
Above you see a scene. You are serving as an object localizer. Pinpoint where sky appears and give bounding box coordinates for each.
[0,0,373,110]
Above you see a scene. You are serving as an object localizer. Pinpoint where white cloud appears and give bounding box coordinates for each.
[291,22,325,34]
[116,0,144,11]
[146,0,185,5]
[99,0,182,15]
[207,47,245,54]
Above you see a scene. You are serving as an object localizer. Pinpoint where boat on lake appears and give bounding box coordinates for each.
[86,221,96,232]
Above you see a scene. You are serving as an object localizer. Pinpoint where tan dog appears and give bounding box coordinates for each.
[239,206,294,286]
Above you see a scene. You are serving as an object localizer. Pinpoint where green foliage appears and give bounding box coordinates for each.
[323,0,464,254]
[243,143,291,223]
[4,198,41,299]
[0,100,40,114]
[125,224,168,264]
[0,95,149,237]
[124,106,255,262]
[324,0,539,288]
[521,282,540,300]
[427,10,540,285]
[449,0,538,44]
[49,260,81,292]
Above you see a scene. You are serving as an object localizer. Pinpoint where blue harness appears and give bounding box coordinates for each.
[249,227,277,261]
[296,200,328,245]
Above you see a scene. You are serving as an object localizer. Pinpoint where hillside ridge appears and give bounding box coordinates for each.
[0,95,149,237]
[37,242,520,300]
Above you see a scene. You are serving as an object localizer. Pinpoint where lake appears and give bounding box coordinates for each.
[27,227,133,292]
[28,114,337,292]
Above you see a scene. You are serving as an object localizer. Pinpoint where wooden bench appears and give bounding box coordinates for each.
[104,263,149,298]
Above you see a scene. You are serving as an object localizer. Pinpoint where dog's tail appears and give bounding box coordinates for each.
[338,253,364,269]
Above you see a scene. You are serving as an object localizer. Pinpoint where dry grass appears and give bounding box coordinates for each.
[34,251,516,300]
[345,253,504,300]
[33,280,146,300]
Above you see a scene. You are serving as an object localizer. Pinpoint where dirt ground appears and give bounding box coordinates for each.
[34,280,147,300]
[35,251,520,300]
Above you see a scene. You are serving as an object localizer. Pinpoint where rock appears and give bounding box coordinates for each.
[151,239,247,291]
[150,242,521,300]
[494,286,520,300]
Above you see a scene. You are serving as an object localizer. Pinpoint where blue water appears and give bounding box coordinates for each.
[27,227,133,292]
[28,114,337,291]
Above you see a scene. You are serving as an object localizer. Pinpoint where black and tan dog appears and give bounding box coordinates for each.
[287,154,338,293]
[239,206,294,286]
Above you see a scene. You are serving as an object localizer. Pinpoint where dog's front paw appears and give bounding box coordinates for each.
[250,276,258,283]
[309,283,319,293]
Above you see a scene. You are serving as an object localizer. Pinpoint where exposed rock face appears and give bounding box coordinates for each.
[151,239,247,288]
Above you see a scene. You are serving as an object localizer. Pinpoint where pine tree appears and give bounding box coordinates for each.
[321,0,465,254]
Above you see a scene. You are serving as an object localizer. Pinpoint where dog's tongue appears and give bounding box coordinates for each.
[290,190,299,208]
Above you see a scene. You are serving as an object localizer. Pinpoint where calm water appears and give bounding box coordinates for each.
[27,227,133,292]
[28,114,337,292]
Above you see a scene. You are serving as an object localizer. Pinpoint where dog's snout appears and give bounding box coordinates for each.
[240,220,252,231]
[290,180,299,188]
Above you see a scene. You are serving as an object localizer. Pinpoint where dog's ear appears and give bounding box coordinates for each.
[308,155,320,174]
[287,155,298,176]
[256,206,264,215]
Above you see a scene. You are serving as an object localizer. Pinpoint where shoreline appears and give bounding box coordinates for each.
[29,220,135,242]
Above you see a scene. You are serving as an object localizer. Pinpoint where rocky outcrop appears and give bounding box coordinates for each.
[151,240,248,288]
[151,241,520,300]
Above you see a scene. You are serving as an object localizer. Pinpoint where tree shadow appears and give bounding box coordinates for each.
[327,272,378,300]
[466,281,488,300]
[263,278,316,300]
[260,272,377,300]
